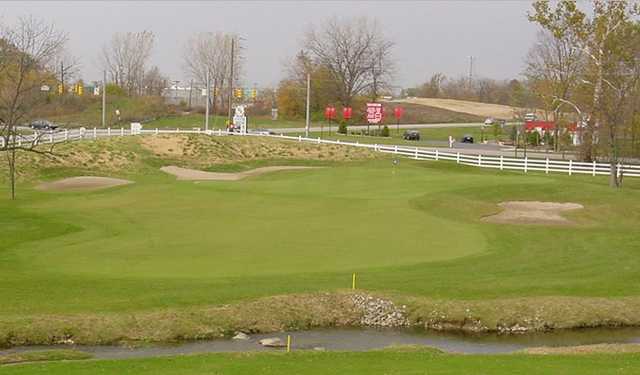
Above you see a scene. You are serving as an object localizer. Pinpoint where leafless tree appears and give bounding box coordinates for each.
[304,17,394,106]
[525,30,584,151]
[0,17,68,199]
[182,32,242,113]
[142,65,167,96]
[102,31,154,96]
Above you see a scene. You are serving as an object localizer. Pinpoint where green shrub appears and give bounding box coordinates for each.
[381,125,390,137]
[338,123,347,134]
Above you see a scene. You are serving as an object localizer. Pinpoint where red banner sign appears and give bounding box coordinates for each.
[343,107,352,120]
[366,103,383,124]
[324,106,336,120]
[393,106,404,120]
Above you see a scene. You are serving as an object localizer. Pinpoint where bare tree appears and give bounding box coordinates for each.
[0,17,67,199]
[304,17,394,106]
[142,65,167,96]
[102,31,154,96]
[525,30,584,151]
[182,32,242,113]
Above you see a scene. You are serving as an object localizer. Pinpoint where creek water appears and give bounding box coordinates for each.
[2,327,640,360]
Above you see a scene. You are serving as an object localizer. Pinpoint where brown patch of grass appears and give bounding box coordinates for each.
[523,343,640,355]
[0,350,91,365]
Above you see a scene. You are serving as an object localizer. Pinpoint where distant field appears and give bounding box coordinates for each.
[396,97,543,120]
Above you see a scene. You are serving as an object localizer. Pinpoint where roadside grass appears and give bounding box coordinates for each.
[143,113,304,129]
[3,350,640,375]
[0,350,91,365]
[295,124,515,147]
[1,135,640,345]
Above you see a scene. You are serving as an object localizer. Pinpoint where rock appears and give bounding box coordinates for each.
[259,337,285,347]
[232,332,250,340]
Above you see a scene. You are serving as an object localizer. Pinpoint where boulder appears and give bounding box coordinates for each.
[259,337,285,347]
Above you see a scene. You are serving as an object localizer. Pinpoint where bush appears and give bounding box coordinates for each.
[381,125,390,137]
[338,123,347,134]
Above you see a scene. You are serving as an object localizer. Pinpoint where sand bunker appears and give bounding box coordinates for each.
[160,165,320,181]
[482,201,584,225]
[37,176,133,192]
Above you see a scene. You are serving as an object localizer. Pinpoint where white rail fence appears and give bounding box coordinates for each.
[2,127,639,178]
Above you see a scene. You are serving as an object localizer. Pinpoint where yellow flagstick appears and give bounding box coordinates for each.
[352,273,357,290]
[286,335,291,353]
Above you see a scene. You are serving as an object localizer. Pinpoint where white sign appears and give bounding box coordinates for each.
[130,122,143,135]
[201,88,207,97]
[366,103,383,124]
[40,85,50,92]
[93,86,100,96]
[233,105,247,133]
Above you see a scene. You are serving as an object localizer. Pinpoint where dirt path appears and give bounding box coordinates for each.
[36,177,133,192]
[160,165,321,181]
[482,201,584,225]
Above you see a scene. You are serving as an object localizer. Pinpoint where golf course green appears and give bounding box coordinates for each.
[1,134,640,371]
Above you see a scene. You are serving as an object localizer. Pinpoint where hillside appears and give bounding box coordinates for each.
[396,97,544,120]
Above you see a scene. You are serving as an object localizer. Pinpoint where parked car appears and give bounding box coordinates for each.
[403,130,420,141]
[461,134,474,143]
[29,120,58,131]
[524,113,536,122]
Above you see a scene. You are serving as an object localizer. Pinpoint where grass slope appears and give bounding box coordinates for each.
[3,351,640,375]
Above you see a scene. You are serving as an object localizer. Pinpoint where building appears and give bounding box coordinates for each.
[524,120,583,146]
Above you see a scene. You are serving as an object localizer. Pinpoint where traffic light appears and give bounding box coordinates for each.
[234,88,243,99]
[251,88,257,99]
[77,84,84,96]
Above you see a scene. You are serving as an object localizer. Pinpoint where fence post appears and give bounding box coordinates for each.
[65,129,69,141]
[478,154,482,166]
[592,160,597,176]
[394,145,398,154]
[156,128,159,135]
[524,157,528,173]
[545,158,549,174]
[108,127,111,137]
[93,127,97,139]
[374,144,378,152]
[456,152,460,164]
[121,127,124,136]
[415,147,418,160]
[49,133,53,143]
[298,135,302,142]
[500,155,504,170]
[617,162,622,179]
[435,149,439,161]
[569,159,573,175]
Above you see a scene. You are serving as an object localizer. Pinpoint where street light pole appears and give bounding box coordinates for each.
[305,73,310,138]
[205,70,210,132]
[227,37,235,125]
[102,70,106,128]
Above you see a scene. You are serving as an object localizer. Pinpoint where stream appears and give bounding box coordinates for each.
[3,327,640,360]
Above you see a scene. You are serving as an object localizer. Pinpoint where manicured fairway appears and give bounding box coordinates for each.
[1,135,640,318]
[3,351,640,375]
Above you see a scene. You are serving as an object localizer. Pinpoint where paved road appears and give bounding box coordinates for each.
[268,122,484,134]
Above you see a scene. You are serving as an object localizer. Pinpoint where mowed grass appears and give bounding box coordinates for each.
[144,113,304,129]
[3,351,640,375]
[1,135,640,318]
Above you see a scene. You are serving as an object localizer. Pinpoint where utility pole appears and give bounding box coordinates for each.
[102,70,107,127]
[469,56,474,86]
[305,73,310,138]
[60,61,65,95]
[205,71,210,132]
[227,37,235,125]
[188,79,193,110]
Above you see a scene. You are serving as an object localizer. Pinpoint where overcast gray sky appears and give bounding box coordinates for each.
[2,1,539,88]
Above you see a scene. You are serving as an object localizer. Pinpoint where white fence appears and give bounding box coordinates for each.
[2,127,639,178]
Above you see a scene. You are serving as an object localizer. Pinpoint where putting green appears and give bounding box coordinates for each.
[11,164,484,279]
